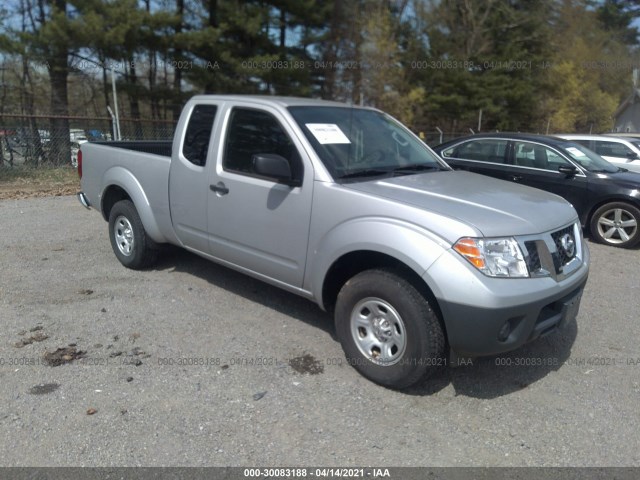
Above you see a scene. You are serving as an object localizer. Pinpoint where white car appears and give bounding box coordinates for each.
[70,138,88,168]
[557,134,640,173]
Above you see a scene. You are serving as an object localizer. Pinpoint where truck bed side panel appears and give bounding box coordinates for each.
[81,142,177,244]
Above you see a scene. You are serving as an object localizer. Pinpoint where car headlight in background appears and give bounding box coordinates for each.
[453,237,529,278]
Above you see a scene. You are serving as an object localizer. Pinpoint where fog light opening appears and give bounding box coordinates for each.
[498,321,512,342]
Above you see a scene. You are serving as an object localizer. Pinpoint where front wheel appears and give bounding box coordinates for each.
[108,200,158,269]
[334,269,445,389]
[590,202,640,248]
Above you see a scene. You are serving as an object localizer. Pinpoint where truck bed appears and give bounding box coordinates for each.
[91,141,172,157]
[79,140,174,243]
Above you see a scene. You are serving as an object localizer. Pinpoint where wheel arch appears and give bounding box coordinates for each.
[100,166,168,243]
[321,250,445,333]
[585,196,640,227]
[101,185,131,221]
[586,197,640,247]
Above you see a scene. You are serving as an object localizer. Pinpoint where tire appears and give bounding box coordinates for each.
[108,200,159,269]
[589,202,640,248]
[334,269,445,389]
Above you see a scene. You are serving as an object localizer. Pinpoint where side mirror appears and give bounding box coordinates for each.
[252,153,300,186]
[558,165,577,177]
[626,152,639,160]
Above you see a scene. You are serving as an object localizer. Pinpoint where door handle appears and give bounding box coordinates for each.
[510,175,522,182]
[210,182,229,195]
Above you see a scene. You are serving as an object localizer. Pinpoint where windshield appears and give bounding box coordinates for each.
[559,142,619,173]
[288,106,448,181]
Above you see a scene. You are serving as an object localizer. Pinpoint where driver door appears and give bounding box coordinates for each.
[207,105,313,288]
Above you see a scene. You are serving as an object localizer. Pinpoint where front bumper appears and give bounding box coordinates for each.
[425,242,589,357]
[440,279,586,357]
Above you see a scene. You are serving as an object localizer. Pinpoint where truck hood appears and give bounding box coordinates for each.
[343,170,577,237]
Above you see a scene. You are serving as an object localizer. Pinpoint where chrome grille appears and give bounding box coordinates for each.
[551,225,576,269]
[524,240,541,272]
[519,223,582,280]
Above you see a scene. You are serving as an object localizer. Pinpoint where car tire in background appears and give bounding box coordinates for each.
[108,200,159,269]
[334,268,446,389]
[589,202,640,248]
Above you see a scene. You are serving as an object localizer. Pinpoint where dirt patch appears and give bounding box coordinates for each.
[28,383,61,395]
[289,354,324,375]
[14,332,49,348]
[14,325,49,348]
[43,347,86,366]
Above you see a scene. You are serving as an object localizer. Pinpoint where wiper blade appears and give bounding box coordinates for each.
[338,168,390,180]
[392,164,443,175]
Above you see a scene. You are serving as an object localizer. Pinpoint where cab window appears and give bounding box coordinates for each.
[182,105,218,166]
[223,108,302,182]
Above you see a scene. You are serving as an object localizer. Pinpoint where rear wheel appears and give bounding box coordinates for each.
[108,200,158,269]
[590,202,640,248]
[334,269,445,389]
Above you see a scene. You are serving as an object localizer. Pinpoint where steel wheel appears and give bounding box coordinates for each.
[108,200,158,269]
[114,215,135,256]
[350,297,407,366]
[335,269,445,389]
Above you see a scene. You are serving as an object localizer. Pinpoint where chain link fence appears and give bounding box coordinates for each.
[0,114,176,168]
[0,112,471,169]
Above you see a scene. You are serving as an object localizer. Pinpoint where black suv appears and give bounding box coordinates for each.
[433,133,640,248]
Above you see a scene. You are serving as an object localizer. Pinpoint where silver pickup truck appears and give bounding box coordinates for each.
[77,95,589,389]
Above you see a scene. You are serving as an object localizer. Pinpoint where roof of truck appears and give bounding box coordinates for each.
[188,94,363,109]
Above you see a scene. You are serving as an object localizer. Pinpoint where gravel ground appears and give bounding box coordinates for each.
[0,195,639,467]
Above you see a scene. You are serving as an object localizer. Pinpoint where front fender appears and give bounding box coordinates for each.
[100,166,168,243]
[307,217,450,308]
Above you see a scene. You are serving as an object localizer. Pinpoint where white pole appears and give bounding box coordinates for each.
[435,126,443,144]
[107,106,116,140]
[111,68,121,140]
[478,109,483,132]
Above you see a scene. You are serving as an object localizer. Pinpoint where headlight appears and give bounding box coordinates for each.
[453,237,529,278]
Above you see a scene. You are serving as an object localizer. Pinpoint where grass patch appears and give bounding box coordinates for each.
[0,165,78,183]
[0,166,80,199]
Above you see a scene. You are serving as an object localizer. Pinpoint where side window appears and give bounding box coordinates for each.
[182,105,218,166]
[223,108,302,182]
[513,141,569,171]
[593,140,633,158]
[444,139,507,163]
[570,139,592,150]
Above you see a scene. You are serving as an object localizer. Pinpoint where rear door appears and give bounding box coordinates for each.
[439,138,512,180]
[168,102,219,253]
[206,104,313,288]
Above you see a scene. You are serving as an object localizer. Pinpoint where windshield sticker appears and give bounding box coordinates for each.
[566,147,587,157]
[305,123,351,144]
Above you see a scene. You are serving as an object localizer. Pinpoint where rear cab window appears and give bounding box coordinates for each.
[182,104,218,166]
